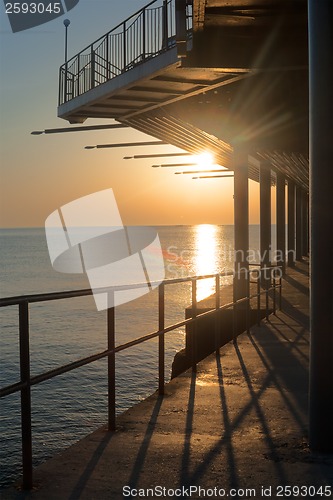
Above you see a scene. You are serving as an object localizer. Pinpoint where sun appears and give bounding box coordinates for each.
[195,152,214,170]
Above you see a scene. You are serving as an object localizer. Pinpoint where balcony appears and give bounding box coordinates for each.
[58,0,196,122]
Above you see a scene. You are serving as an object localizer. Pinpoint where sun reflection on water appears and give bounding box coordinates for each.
[194,224,218,302]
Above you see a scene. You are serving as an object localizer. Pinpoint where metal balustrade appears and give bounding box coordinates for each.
[59,0,193,105]
[0,267,281,490]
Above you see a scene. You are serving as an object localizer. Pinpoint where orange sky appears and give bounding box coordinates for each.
[0,1,275,228]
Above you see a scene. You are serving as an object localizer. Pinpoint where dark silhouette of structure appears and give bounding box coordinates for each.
[57,0,332,453]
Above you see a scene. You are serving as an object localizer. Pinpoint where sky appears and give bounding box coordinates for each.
[0,0,270,228]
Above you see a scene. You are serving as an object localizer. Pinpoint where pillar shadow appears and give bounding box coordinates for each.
[283,275,309,296]
[280,297,309,328]
[292,263,310,277]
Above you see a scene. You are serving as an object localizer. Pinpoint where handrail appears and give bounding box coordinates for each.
[58,0,193,106]
[0,267,281,490]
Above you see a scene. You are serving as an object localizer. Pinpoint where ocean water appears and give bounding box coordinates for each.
[0,225,268,488]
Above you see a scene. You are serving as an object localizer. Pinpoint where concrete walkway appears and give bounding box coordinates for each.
[3,261,333,499]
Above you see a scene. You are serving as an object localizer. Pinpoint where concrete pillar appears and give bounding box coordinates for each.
[287,181,295,267]
[308,0,333,452]
[276,172,286,275]
[175,0,187,56]
[296,185,303,261]
[302,191,309,257]
[260,163,271,287]
[233,148,249,302]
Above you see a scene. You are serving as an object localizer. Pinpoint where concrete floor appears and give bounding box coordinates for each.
[3,260,333,499]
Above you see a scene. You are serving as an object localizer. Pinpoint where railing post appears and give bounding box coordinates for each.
[142,8,146,60]
[107,293,116,432]
[158,284,165,395]
[232,301,236,342]
[215,274,220,354]
[64,62,69,103]
[272,269,276,315]
[70,73,75,100]
[246,270,250,334]
[58,67,62,106]
[90,45,95,89]
[175,0,187,56]
[191,279,197,372]
[257,270,261,326]
[265,279,269,321]
[19,301,33,490]
[279,275,282,311]
[105,35,110,81]
[123,21,127,70]
[162,0,168,50]
[76,55,80,99]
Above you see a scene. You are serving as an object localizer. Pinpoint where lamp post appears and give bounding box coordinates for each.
[63,18,70,63]
[63,19,70,103]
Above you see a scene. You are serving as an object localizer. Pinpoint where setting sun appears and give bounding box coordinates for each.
[194,152,214,170]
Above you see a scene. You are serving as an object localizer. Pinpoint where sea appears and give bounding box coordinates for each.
[0,225,273,488]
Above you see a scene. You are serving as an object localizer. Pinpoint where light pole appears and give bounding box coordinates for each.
[63,19,70,103]
[63,19,70,64]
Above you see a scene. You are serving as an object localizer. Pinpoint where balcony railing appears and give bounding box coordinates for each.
[58,0,193,106]
[0,267,281,490]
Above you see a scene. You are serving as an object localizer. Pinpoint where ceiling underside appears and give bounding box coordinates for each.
[122,108,309,190]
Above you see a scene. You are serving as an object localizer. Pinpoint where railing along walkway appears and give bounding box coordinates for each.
[0,268,281,490]
[59,0,193,105]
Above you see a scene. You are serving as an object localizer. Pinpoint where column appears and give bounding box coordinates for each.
[276,172,286,274]
[175,0,187,56]
[296,185,303,261]
[260,163,271,287]
[302,190,309,257]
[233,148,249,302]
[308,0,333,452]
[287,181,295,267]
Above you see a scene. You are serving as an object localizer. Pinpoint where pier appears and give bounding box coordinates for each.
[2,261,332,498]
[1,0,333,493]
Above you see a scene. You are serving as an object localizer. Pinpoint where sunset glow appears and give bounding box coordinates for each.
[194,224,218,301]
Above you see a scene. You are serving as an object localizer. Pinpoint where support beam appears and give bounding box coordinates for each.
[85,141,166,150]
[276,172,286,275]
[308,0,333,453]
[296,185,303,261]
[31,123,128,135]
[260,163,271,287]
[233,148,249,303]
[287,181,295,267]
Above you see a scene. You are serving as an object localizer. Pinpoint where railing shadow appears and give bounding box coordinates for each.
[215,355,240,490]
[246,326,308,428]
[68,431,114,500]
[127,395,163,490]
[280,296,309,329]
[180,323,310,486]
[180,371,196,488]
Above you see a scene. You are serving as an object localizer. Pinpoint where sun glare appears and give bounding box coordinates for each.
[194,224,218,301]
[195,152,214,170]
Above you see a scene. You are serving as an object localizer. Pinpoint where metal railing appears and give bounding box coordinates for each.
[59,0,193,105]
[0,267,281,490]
